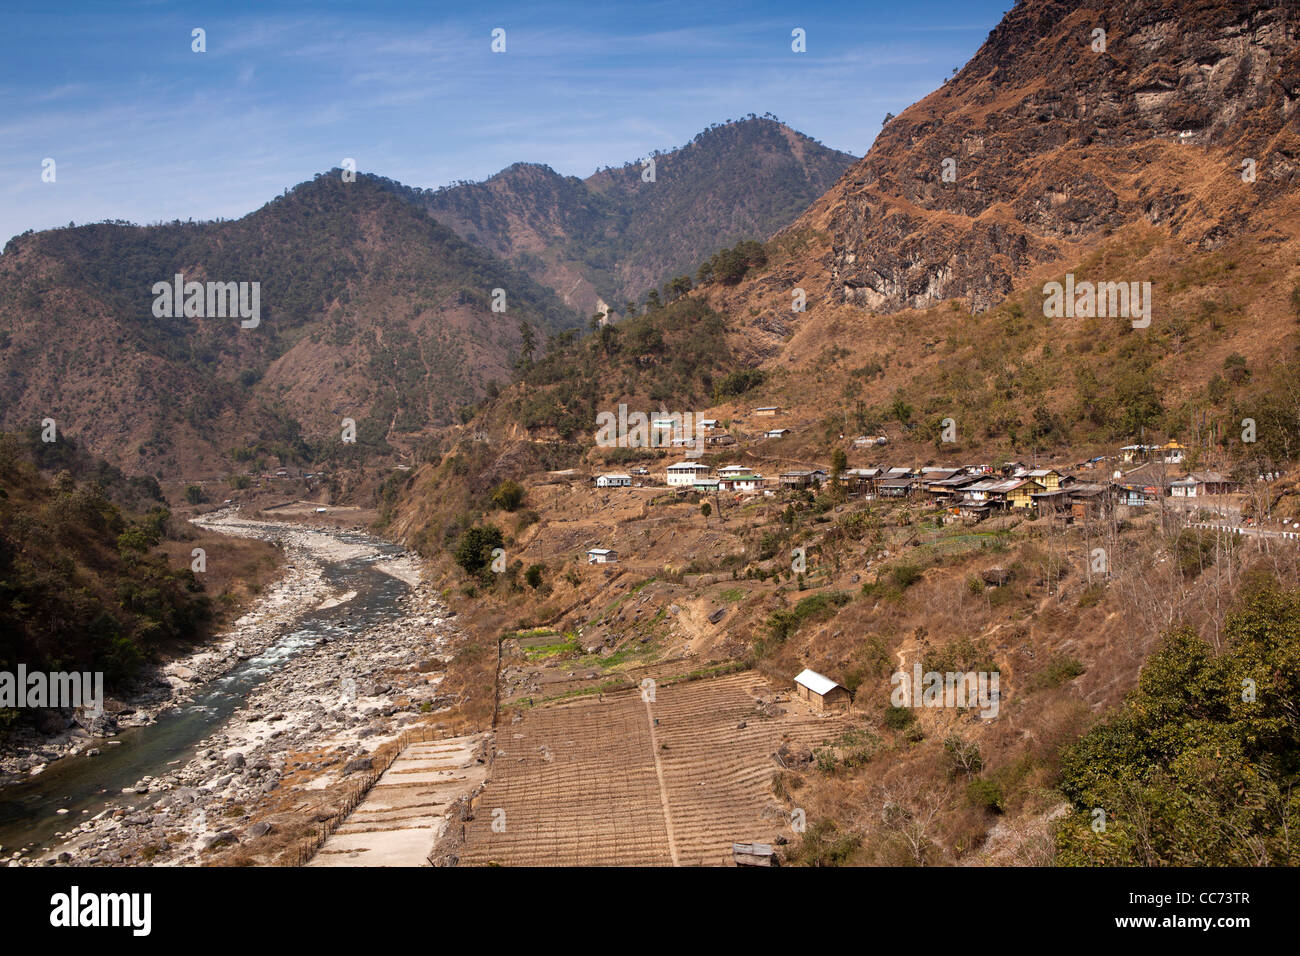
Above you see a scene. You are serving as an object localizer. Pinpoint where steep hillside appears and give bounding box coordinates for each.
[392,117,858,317]
[682,0,1300,465]
[380,0,1300,869]
[0,433,203,699]
[0,175,577,478]
[802,0,1300,314]
[0,119,855,480]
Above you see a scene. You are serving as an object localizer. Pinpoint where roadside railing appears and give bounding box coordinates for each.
[1187,521,1300,541]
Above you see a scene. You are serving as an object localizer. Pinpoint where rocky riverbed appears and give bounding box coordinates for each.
[0,547,328,783]
[3,512,464,867]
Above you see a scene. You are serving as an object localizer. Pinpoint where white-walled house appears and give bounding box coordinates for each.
[1170,472,1236,498]
[586,548,618,564]
[719,473,765,493]
[665,461,711,486]
[595,473,632,488]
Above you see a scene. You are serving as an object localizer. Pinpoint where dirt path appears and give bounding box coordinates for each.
[644,695,680,866]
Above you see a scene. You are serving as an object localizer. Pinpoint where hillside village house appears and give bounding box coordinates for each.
[1114,461,1170,507]
[842,467,879,494]
[779,469,827,489]
[1030,489,1072,517]
[1024,468,1063,491]
[1120,444,1158,463]
[1162,441,1187,464]
[1002,478,1045,508]
[964,477,1044,508]
[665,462,711,486]
[1067,484,1110,520]
[793,669,850,712]
[764,428,791,439]
[956,498,994,521]
[920,467,964,491]
[877,476,916,498]
[719,472,765,493]
[1170,472,1237,498]
[929,472,981,499]
[754,406,780,418]
[693,476,720,492]
[595,473,632,488]
[586,548,618,564]
[718,464,753,475]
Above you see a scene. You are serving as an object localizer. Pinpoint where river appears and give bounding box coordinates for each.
[0,518,421,862]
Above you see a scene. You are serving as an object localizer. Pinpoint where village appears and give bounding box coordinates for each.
[578,405,1282,567]
[418,391,1300,867]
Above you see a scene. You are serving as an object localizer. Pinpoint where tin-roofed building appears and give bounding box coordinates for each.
[793,668,850,712]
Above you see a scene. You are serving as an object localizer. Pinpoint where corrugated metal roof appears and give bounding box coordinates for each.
[794,668,841,696]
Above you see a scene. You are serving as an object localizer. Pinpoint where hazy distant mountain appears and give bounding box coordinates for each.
[389,116,859,317]
[0,118,855,478]
[0,175,575,478]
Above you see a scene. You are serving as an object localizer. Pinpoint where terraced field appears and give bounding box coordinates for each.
[458,671,840,866]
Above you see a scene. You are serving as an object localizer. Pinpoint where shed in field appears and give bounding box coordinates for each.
[793,668,850,711]
[732,842,777,867]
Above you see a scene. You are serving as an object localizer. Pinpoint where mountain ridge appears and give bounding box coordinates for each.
[0,117,853,478]
[391,116,858,316]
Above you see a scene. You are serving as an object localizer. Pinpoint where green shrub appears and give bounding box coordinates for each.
[1054,583,1300,865]
[491,479,525,512]
[966,778,1005,813]
[1032,656,1085,690]
[890,563,923,589]
[883,705,916,731]
[453,525,503,575]
[788,820,860,867]
[763,591,851,648]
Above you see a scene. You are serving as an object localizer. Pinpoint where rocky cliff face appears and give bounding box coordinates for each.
[818,0,1299,314]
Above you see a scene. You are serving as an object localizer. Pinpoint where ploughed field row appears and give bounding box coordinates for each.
[458,672,839,866]
[654,674,835,866]
[462,694,670,866]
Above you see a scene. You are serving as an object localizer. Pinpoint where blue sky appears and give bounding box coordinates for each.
[0,0,1011,244]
